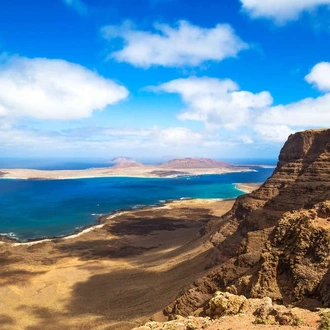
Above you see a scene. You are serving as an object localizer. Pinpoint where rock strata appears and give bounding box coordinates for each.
[164,129,330,318]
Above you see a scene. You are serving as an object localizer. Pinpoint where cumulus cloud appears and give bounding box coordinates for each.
[240,0,330,23]
[0,56,128,120]
[151,77,272,129]
[150,65,330,144]
[257,93,330,127]
[102,20,248,68]
[254,125,294,142]
[305,62,330,91]
[62,0,88,15]
[257,62,330,128]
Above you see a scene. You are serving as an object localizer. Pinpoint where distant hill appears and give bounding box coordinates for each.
[160,157,232,169]
[111,157,144,168]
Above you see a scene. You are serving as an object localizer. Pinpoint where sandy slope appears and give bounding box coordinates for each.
[235,183,262,193]
[0,199,234,330]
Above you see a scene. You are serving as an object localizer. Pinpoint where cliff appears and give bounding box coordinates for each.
[164,129,330,318]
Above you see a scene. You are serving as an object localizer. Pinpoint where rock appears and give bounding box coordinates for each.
[164,129,330,318]
[206,291,248,317]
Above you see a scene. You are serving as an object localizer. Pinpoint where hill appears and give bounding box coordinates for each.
[110,157,145,168]
[161,157,232,169]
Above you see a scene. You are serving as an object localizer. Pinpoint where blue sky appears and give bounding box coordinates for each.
[0,0,330,160]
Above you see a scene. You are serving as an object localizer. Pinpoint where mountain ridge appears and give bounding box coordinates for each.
[161,128,330,320]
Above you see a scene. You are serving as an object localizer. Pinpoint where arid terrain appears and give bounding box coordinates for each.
[136,129,330,329]
[0,198,235,330]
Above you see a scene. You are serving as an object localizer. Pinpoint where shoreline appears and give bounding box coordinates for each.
[0,182,260,245]
[0,196,237,246]
[0,197,237,329]
[234,182,262,193]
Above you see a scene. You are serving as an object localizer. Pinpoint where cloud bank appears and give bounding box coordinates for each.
[102,20,248,68]
[152,77,272,130]
[151,61,330,143]
[0,56,128,120]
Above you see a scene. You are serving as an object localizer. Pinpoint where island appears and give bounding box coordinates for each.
[0,157,253,180]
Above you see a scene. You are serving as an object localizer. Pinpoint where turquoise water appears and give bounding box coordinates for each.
[0,169,273,242]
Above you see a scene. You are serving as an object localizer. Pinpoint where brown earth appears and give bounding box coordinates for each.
[0,199,235,330]
[161,129,330,324]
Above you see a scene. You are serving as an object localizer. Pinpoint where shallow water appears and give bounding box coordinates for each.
[0,169,274,241]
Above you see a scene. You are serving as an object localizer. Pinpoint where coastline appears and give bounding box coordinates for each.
[0,182,260,245]
[234,182,262,193]
[0,198,227,245]
[0,197,236,329]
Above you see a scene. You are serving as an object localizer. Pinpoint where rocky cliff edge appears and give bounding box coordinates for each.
[163,129,330,318]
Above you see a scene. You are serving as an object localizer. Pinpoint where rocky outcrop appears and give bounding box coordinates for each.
[133,293,307,330]
[164,129,330,318]
[206,291,248,317]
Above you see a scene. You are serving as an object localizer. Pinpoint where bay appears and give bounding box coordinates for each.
[0,168,274,242]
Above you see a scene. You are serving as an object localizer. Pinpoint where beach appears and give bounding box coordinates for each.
[0,198,235,330]
[235,182,262,193]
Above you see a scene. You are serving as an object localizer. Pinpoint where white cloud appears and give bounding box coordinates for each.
[257,93,330,127]
[305,62,330,91]
[62,0,88,15]
[152,77,272,129]
[258,61,330,127]
[0,56,128,120]
[254,125,294,142]
[240,0,330,23]
[102,20,248,68]
[151,126,203,145]
[150,66,330,143]
[240,135,254,144]
[0,123,209,156]
[0,103,7,116]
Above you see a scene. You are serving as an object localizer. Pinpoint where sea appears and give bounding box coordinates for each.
[0,159,276,242]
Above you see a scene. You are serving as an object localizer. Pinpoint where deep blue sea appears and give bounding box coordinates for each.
[0,168,274,242]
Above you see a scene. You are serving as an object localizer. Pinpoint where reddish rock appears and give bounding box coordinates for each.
[164,129,330,318]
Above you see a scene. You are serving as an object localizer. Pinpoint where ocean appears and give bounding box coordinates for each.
[0,168,274,242]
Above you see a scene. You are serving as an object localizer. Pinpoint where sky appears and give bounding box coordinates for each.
[0,0,330,161]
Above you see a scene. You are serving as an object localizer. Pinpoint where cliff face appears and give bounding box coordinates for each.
[164,129,330,318]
